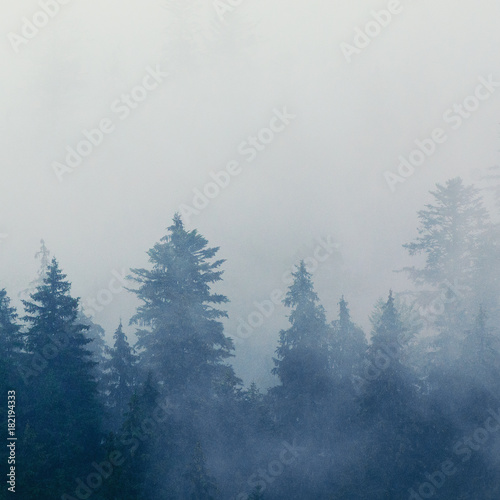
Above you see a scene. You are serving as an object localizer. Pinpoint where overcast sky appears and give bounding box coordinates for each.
[2,0,500,386]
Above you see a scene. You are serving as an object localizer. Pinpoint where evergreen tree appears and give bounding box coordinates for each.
[0,289,23,490]
[20,258,102,498]
[129,213,236,402]
[104,321,138,429]
[79,310,109,415]
[116,373,179,500]
[128,214,238,497]
[272,261,331,426]
[0,289,23,384]
[330,296,367,387]
[325,296,367,468]
[403,177,489,288]
[360,292,424,499]
[402,178,490,366]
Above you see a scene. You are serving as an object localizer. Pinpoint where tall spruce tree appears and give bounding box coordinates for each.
[271,261,332,434]
[0,289,23,386]
[0,289,23,489]
[403,177,489,287]
[20,258,102,498]
[104,321,138,429]
[360,293,426,499]
[128,215,238,497]
[327,297,367,452]
[402,178,489,329]
[129,214,236,401]
[330,296,367,386]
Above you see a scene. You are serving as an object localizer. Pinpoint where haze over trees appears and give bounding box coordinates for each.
[2,177,500,499]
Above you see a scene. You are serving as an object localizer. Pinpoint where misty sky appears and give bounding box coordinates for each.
[2,0,500,386]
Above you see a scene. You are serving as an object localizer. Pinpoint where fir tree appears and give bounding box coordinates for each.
[360,292,424,499]
[330,296,367,384]
[271,261,332,433]
[403,177,489,287]
[0,289,23,488]
[402,178,489,332]
[20,258,102,497]
[0,289,23,381]
[104,321,138,429]
[129,214,236,401]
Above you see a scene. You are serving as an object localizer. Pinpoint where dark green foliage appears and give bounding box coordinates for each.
[18,259,102,498]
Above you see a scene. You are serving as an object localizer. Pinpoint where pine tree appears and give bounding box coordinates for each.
[79,310,109,415]
[20,258,102,497]
[271,261,332,431]
[360,292,424,499]
[403,177,489,287]
[402,178,489,331]
[104,321,138,429]
[0,289,23,383]
[330,296,367,384]
[128,215,238,497]
[0,289,24,490]
[129,214,236,402]
[327,297,367,449]
[117,373,177,500]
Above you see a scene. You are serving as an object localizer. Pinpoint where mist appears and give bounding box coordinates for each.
[2,0,500,498]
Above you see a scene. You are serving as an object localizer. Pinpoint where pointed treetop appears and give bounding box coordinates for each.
[284,260,319,308]
[339,296,350,322]
[171,212,184,230]
[113,320,126,341]
[35,239,51,270]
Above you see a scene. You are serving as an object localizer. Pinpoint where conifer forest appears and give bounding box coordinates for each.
[3,1,500,499]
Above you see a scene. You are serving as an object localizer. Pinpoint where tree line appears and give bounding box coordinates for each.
[1,177,500,499]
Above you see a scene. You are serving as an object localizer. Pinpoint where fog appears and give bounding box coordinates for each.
[2,2,500,498]
[3,0,499,387]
